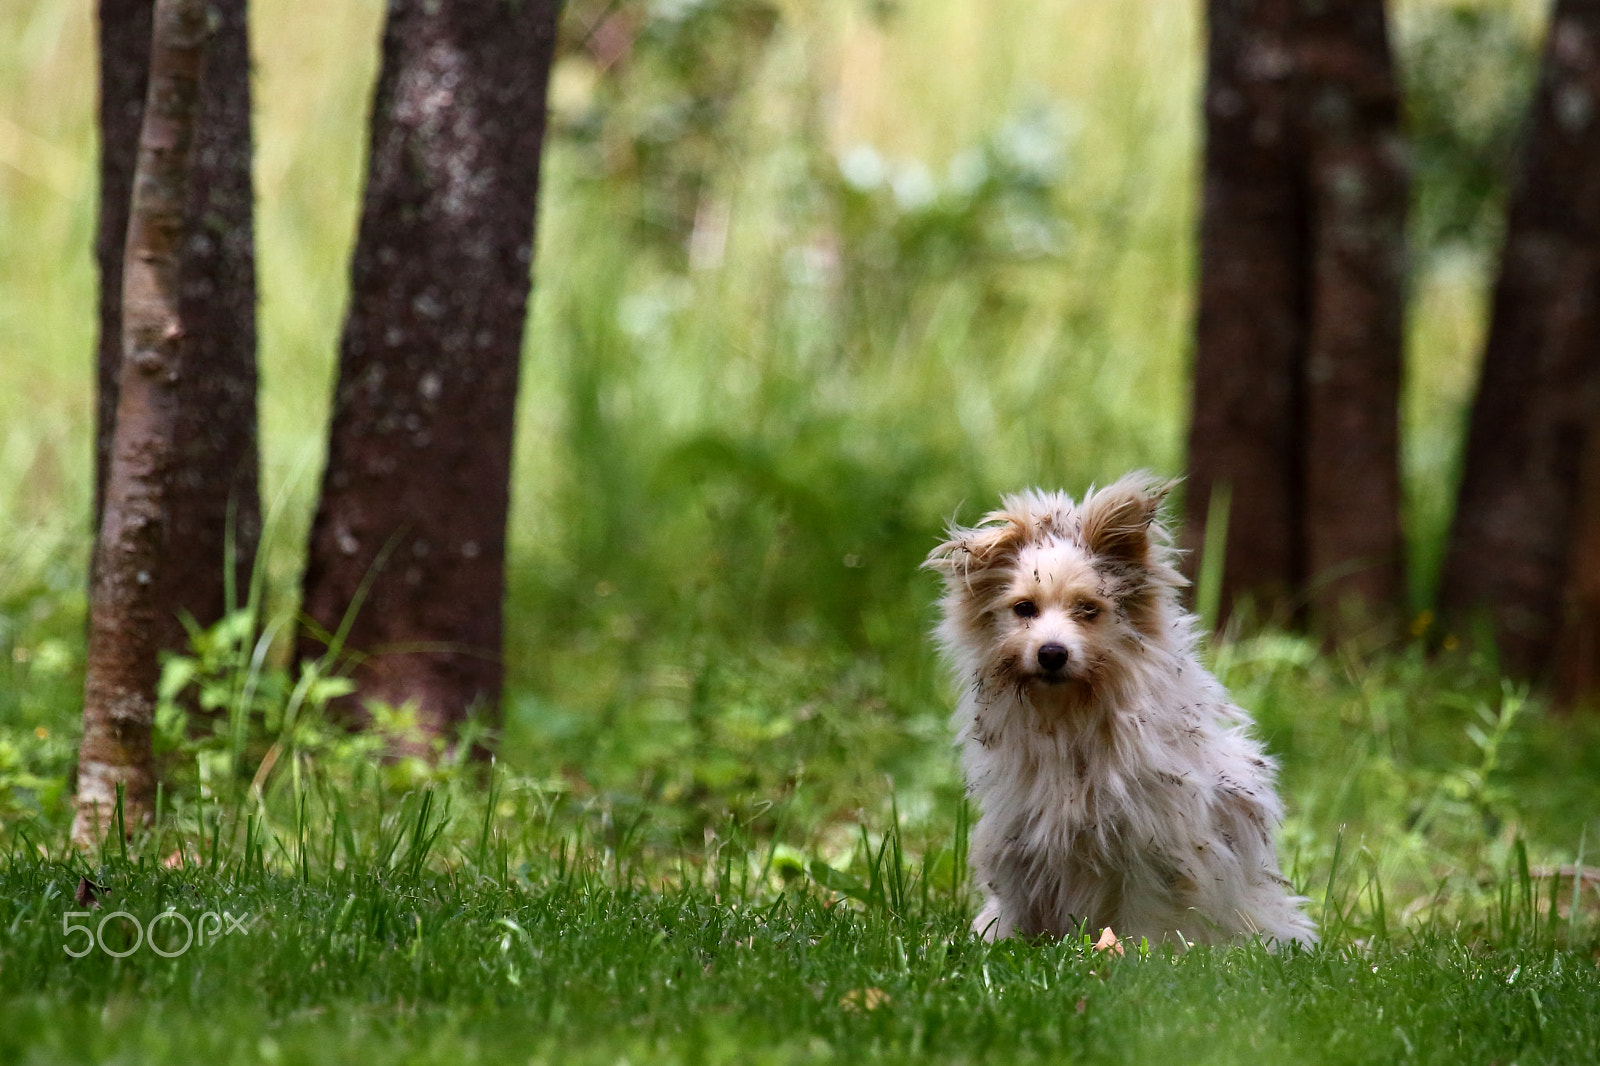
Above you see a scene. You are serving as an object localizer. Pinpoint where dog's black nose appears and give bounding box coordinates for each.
[1037,643,1069,673]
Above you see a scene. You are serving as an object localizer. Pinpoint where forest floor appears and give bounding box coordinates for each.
[4,629,1600,1065]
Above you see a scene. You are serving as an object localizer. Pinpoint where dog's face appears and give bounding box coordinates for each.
[925,473,1181,702]
[989,539,1114,692]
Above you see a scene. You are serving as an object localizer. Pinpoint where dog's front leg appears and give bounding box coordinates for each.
[972,897,1016,941]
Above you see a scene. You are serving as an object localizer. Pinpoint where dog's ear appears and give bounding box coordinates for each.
[924,511,1032,586]
[1079,472,1176,569]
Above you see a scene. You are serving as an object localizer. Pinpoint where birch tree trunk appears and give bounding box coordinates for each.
[75,0,211,844]
[93,0,153,530]
[93,0,259,678]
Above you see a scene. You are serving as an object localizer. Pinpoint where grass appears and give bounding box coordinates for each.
[4,0,1600,1061]
[2,629,1599,1064]
[1,774,1597,1066]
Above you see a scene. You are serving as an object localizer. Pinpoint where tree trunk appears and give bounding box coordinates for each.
[1558,405,1600,702]
[94,0,154,532]
[298,0,563,739]
[1188,0,1308,618]
[93,0,259,655]
[1299,0,1409,625]
[1187,0,1407,631]
[165,0,260,632]
[1440,1,1600,682]
[75,0,212,843]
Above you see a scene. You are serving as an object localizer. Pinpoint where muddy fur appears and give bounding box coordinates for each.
[924,473,1316,947]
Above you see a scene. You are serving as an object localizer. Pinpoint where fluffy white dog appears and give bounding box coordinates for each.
[925,473,1316,947]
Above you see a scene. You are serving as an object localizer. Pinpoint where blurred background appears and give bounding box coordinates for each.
[2,0,1592,909]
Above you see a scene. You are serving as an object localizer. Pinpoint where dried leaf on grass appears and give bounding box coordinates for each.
[74,877,103,909]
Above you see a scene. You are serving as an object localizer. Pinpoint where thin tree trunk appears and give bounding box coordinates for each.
[1299,0,1408,626]
[298,0,563,739]
[93,0,258,652]
[94,0,154,532]
[1188,0,1406,631]
[75,0,211,843]
[165,0,259,631]
[1439,1,1600,680]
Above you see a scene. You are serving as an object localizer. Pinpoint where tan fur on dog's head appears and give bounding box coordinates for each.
[925,472,1184,705]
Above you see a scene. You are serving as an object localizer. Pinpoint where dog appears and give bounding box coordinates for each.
[924,473,1316,947]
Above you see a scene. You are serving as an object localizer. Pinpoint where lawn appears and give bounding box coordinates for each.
[2,736,1597,1065]
[2,853,1596,1065]
[3,0,1600,1062]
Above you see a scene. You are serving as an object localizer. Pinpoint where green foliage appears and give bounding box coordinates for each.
[829,102,1073,339]
[0,527,84,828]
[1399,2,1541,261]
[553,0,783,255]
[144,607,518,825]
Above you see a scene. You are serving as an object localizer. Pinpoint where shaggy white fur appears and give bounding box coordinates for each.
[925,473,1316,947]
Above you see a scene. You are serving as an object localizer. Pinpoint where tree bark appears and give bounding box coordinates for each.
[94,0,154,532]
[1299,0,1409,624]
[93,0,259,655]
[1189,0,1308,617]
[165,0,260,632]
[1440,1,1600,681]
[1187,0,1407,631]
[1558,404,1600,702]
[75,0,212,843]
[298,0,563,739]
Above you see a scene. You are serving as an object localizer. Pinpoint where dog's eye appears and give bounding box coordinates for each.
[1076,601,1101,621]
[1012,600,1038,619]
